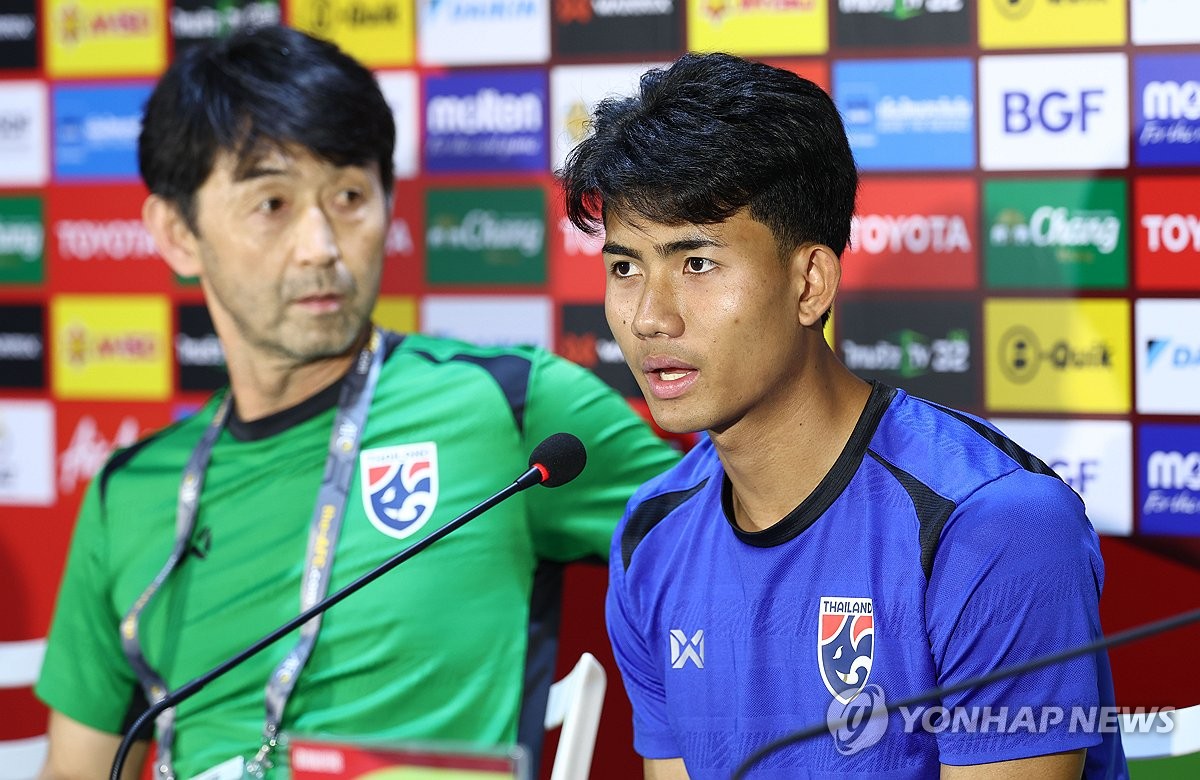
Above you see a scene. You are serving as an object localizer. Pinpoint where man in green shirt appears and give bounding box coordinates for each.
[35,25,677,779]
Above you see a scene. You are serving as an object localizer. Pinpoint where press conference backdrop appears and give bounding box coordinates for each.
[2,0,1200,775]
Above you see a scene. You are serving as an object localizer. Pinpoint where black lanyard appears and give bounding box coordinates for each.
[120,328,384,779]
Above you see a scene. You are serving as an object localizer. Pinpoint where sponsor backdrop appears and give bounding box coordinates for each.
[1,0,1199,775]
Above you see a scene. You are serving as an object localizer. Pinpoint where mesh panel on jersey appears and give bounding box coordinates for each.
[621,479,709,571]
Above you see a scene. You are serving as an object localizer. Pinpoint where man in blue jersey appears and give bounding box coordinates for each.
[559,53,1126,779]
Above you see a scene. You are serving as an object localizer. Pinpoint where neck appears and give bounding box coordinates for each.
[224,329,370,422]
[711,350,871,533]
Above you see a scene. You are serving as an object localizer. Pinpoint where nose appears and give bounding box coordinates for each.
[295,205,340,266]
[631,276,684,339]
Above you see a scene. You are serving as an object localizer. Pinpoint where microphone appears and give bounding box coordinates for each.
[731,604,1200,779]
[110,433,588,780]
[518,432,587,489]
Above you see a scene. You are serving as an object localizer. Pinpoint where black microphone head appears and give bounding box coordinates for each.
[528,433,587,488]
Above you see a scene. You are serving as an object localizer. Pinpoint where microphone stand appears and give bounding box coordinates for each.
[111,465,549,780]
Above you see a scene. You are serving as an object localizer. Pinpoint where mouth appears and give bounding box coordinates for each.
[292,292,346,314]
[641,356,698,400]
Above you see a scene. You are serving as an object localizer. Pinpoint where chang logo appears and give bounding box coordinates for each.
[989,206,1120,256]
[427,210,543,257]
[0,220,43,260]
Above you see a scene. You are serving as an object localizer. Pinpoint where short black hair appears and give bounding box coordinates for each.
[559,52,858,259]
[139,24,396,232]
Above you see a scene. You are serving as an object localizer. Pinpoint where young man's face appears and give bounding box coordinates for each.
[189,145,388,366]
[602,209,811,436]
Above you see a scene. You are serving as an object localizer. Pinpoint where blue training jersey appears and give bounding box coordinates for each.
[607,383,1127,779]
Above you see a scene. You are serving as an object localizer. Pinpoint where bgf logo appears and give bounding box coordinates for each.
[980,54,1128,171]
[1049,458,1099,495]
[1003,88,1104,134]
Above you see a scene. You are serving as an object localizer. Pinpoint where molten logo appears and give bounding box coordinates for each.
[427,89,543,135]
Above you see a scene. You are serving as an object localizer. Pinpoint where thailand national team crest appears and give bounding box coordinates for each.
[359,442,439,539]
[818,597,875,704]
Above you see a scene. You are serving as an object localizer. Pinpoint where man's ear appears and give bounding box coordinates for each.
[792,244,841,328]
[143,195,202,278]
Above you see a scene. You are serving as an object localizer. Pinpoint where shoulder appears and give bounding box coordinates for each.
[866,389,1093,580]
[615,437,719,574]
[384,333,598,396]
[96,399,218,505]
[868,389,1073,508]
[382,333,554,427]
[386,332,545,377]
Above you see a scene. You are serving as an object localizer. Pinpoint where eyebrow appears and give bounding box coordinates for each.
[602,236,726,259]
[233,163,291,183]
